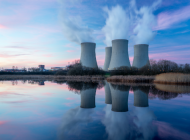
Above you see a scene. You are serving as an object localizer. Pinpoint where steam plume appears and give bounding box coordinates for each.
[58,0,94,44]
[102,5,131,46]
[132,0,162,44]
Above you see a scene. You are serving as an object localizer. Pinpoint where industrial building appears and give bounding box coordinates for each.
[109,84,129,112]
[134,87,149,107]
[132,44,150,68]
[80,42,98,68]
[103,47,112,71]
[80,88,96,108]
[109,39,131,70]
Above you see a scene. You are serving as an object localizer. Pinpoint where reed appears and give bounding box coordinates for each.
[0,75,105,82]
[155,83,190,93]
[107,75,155,83]
[154,73,190,85]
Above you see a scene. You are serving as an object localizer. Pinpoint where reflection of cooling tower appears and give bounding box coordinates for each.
[80,89,96,108]
[38,81,45,86]
[104,81,112,104]
[80,42,98,68]
[103,47,112,71]
[132,44,150,68]
[134,89,149,107]
[109,39,131,70]
[110,84,129,112]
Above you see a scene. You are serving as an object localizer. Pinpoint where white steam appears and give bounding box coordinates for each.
[58,0,94,44]
[132,0,162,44]
[102,5,131,46]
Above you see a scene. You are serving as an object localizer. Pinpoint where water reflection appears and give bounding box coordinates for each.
[104,81,112,104]
[0,80,190,140]
[103,85,156,140]
[110,84,129,112]
[133,86,149,107]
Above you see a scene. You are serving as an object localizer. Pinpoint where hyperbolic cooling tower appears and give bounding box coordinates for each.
[104,81,112,104]
[80,88,96,108]
[132,44,150,68]
[80,42,98,68]
[134,87,149,107]
[110,84,129,112]
[109,39,131,70]
[103,47,112,71]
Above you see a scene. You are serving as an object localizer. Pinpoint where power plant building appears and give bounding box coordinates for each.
[80,42,98,68]
[132,44,150,68]
[103,47,112,71]
[109,39,131,70]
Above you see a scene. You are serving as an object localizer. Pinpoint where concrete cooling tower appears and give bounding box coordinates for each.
[132,44,150,68]
[80,88,96,108]
[110,84,129,112]
[103,47,112,71]
[134,88,149,107]
[104,81,112,104]
[80,42,98,68]
[109,39,131,70]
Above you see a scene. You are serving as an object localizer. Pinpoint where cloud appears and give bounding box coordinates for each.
[155,5,190,30]
[131,0,162,44]
[58,0,94,44]
[102,5,131,46]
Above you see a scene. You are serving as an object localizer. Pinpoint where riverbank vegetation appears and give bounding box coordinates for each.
[110,59,190,76]
[154,73,190,85]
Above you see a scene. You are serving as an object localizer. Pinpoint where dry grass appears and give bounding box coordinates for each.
[0,75,105,82]
[155,83,190,93]
[154,73,190,85]
[107,75,155,83]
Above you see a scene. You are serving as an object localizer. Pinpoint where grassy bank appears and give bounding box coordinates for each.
[154,73,190,85]
[0,75,105,82]
[107,75,155,83]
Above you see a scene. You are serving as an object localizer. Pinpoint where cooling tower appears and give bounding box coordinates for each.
[80,88,96,108]
[110,84,129,112]
[103,47,112,71]
[134,88,149,107]
[132,44,150,68]
[104,81,112,104]
[80,42,98,68]
[109,39,131,70]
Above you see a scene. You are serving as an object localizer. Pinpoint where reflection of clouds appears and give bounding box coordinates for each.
[131,107,156,140]
[102,105,131,140]
[102,106,156,140]
[58,106,94,139]
[155,121,190,140]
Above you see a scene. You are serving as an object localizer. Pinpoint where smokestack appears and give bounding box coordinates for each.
[104,81,112,104]
[110,84,129,112]
[80,88,96,108]
[103,47,112,71]
[134,87,149,107]
[80,42,98,68]
[109,39,131,70]
[132,44,150,68]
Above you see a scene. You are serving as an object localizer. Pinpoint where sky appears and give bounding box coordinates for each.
[0,0,190,69]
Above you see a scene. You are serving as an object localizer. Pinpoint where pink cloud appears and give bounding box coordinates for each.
[0,121,7,125]
[43,54,53,57]
[66,97,75,100]
[67,50,75,53]
[0,24,7,29]
[155,5,190,30]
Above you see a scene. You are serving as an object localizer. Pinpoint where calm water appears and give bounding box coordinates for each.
[0,80,190,140]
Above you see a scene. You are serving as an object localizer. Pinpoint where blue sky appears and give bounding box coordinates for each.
[0,0,190,69]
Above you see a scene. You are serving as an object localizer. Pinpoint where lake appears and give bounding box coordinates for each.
[0,80,190,140]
